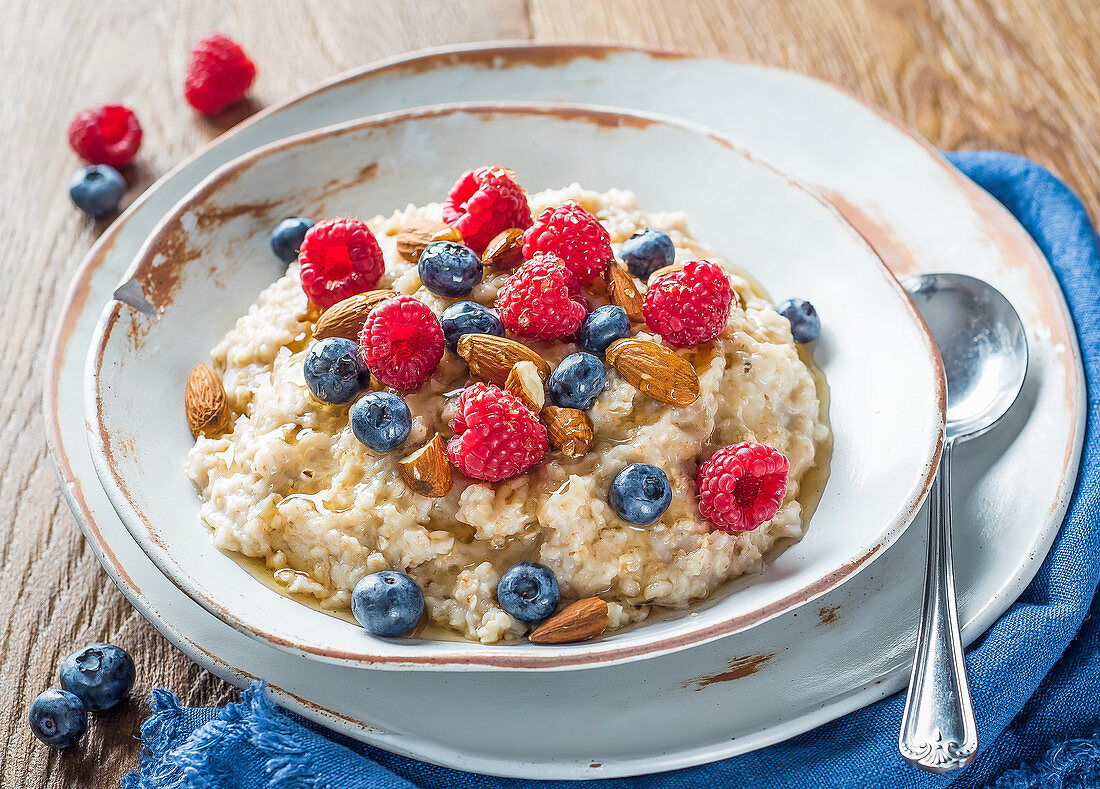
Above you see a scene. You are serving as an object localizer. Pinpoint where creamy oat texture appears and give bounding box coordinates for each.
[187,186,830,643]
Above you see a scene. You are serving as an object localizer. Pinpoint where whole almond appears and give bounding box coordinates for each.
[396,218,462,263]
[185,364,231,438]
[398,433,453,497]
[505,360,545,411]
[541,406,594,458]
[605,338,700,407]
[529,597,609,644]
[457,334,551,387]
[313,289,396,340]
[603,260,645,320]
[482,228,525,269]
[647,262,684,285]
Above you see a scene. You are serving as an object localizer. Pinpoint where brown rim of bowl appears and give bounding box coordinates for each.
[83,100,945,669]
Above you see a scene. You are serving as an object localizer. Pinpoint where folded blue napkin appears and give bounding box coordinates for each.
[121,152,1100,789]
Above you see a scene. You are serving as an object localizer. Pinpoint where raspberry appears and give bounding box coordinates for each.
[67,105,142,168]
[184,33,257,115]
[495,254,588,340]
[643,260,735,348]
[446,383,548,481]
[299,218,384,308]
[442,166,532,253]
[358,296,444,391]
[521,201,613,288]
[697,442,790,532]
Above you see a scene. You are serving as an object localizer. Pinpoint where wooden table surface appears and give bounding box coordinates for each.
[2,0,1097,785]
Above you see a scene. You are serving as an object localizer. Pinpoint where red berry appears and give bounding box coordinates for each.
[697,442,790,532]
[521,200,612,288]
[358,296,444,391]
[442,166,532,253]
[67,105,142,168]
[184,33,257,115]
[495,254,587,340]
[299,218,384,309]
[643,260,735,348]
[446,383,548,481]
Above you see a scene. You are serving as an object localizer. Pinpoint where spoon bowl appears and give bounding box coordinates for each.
[904,273,1028,440]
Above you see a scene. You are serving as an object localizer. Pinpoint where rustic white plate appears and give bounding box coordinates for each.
[84,104,943,670]
[47,44,1083,778]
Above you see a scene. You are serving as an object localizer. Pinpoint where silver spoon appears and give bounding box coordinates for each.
[898,273,1028,772]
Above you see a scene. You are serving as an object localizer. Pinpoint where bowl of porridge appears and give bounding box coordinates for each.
[86,104,944,668]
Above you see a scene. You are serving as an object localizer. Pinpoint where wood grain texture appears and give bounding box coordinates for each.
[1,0,1096,785]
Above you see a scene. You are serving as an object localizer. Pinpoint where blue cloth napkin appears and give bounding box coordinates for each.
[121,152,1100,789]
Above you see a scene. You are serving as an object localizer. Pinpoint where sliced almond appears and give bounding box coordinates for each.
[185,364,231,438]
[647,262,684,285]
[603,260,645,320]
[505,360,545,411]
[605,338,700,407]
[398,433,453,497]
[396,218,462,263]
[540,407,594,458]
[457,334,551,387]
[529,597,608,644]
[481,228,525,269]
[313,289,396,340]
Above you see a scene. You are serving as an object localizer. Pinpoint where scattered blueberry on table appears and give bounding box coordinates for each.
[59,642,135,711]
[777,298,821,343]
[578,304,631,356]
[352,571,424,637]
[440,301,504,353]
[304,337,367,404]
[610,463,673,525]
[28,689,87,749]
[270,217,315,264]
[620,228,676,280]
[548,352,607,410]
[418,241,483,297]
[497,562,560,623]
[350,392,411,452]
[69,165,125,219]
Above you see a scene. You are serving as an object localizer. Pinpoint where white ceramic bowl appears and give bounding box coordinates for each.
[86,103,944,670]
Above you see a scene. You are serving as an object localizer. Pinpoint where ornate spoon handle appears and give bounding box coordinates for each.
[899,440,978,772]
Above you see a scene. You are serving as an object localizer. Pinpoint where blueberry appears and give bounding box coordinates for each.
[440,301,504,353]
[777,298,821,343]
[304,337,366,404]
[578,305,631,356]
[59,643,135,712]
[620,229,675,280]
[418,241,483,297]
[270,217,314,264]
[548,352,607,410]
[351,571,424,637]
[350,392,411,452]
[497,562,560,623]
[69,165,125,219]
[28,689,87,749]
[610,463,672,525]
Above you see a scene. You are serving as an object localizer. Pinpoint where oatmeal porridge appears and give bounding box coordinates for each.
[185,172,830,644]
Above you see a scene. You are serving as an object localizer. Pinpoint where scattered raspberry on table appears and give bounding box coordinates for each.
[67,105,142,168]
[696,442,790,532]
[446,383,548,482]
[442,166,532,253]
[184,32,257,115]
